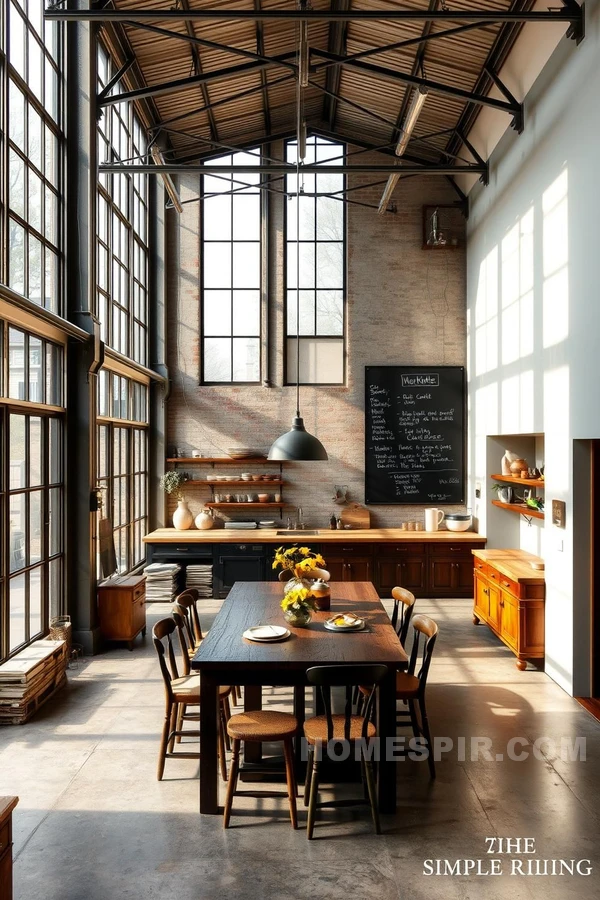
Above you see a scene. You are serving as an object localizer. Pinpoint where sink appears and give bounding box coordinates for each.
[276,530,320,536]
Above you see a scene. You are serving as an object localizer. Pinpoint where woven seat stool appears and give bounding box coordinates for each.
[223,710,299,829]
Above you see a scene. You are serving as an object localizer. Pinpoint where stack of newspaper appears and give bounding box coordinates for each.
[143,563,181,602]
[185,564,213,599]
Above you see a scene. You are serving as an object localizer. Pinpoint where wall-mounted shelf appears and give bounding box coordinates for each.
[167,457,270,465]
[491,500,544,520]
[491,474,545,489]
[205,502,284,510]
[184,479,284,487]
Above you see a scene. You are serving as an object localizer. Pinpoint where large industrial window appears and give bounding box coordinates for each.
[201,150,262,383]
[285,136,345,384]
[97,42,149,365]
[97,369,148,574]
[3,0,62,312]
[1,324,65,663]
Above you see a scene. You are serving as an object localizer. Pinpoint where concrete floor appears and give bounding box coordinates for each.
[1,597,598,900]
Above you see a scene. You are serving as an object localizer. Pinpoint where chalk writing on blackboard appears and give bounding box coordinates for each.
[365,366,465,505]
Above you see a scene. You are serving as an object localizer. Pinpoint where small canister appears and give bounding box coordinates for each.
[311,579,331,611]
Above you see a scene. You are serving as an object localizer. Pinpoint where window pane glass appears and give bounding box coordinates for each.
[287,290,315,336]
[9,150,25,217]
[49,487,61,556]
[203,194,231,240]
[29,416,43,484]
[28,37,43,100]
[203,290,232,336]
[287,243,315,289]
[45,249,59,312]
[29,236,43,305]
[204,338,231,382]
[46,342,62,405]
[49,418,61,483]
[316,290,344,336]
[28,106,43,171]
[8,329,26,399]
[45,186,57,242]
[49,558,61,620]
[232,338,260,382]
[287,337,344,385]
[316,243,343,289]
[29,338,43,402]
[98,426,109,478]
[232,195,260,240]
[9,5,26,78]
[233,243,260,289]
[10,415,26,489]
[9,495,26,573]
[30,567,42,638]
[29,490,42,564]
[204,243,231,288]
[9,80,26,151]
[9,574,26,652]
[9,220,25,294]
[232,291,260,336]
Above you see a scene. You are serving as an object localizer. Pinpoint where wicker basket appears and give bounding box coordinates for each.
[49,616,72,656]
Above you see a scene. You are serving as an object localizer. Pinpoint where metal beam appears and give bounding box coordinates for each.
[97,56,135,105]
[311,48,522,118]
[99,163,487,175]
[46,8,584,26]
[324,0,349,129]
[97,52,297,107]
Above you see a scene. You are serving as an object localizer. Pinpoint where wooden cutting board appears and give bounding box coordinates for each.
[339,503,371,530]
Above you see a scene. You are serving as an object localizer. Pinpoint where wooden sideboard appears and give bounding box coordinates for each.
[472,550,545,670]
[97,575,146,650]
[0,797,18,900]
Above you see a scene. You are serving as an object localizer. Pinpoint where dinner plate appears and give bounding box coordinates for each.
[243,625,291,643]
[324,615,365,632]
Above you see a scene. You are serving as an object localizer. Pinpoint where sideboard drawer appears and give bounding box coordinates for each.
[429,542,477,557]
[379,543,425,555]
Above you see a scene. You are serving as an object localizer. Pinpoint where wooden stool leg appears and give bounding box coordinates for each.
[167,704,178,754]
[306,752,321,839]
[157,700,172,781]
[283,738,298,829]
[220,704,231,752]
[419,698,436,779]
[223,738,240,828]
[218,715,228,782]
[304,744,314,806]
[362,750,381,835]
[176,703,185,743]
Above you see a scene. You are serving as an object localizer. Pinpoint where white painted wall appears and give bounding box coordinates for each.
[466,0,600,696]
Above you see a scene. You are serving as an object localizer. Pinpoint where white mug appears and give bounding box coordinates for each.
[425,508,445,532]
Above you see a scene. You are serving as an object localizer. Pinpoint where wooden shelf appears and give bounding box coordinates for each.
[185,479,284,487]
[491,474,545,488]
[491,500,545,520]
[167,457,270,464]
[205,502,284,509]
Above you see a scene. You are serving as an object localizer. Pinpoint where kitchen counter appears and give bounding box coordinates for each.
[472,549,544,585]
[144,527,486,544]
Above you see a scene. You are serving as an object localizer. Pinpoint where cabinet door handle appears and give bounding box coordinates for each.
[489,573,497,579]
[483,588,488,595]
[499,600,504,608]
[502,580,511,587]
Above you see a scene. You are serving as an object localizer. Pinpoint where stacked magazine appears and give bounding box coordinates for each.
[185,564,213,599]
[143,563,181,603]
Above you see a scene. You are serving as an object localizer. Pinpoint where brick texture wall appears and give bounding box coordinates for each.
[166,146,467,529]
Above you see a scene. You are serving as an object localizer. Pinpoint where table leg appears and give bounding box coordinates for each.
[200,673,219,814]
[244,684,262,764]
[377,668,397,814]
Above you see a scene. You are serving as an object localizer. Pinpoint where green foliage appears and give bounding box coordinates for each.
[159,470,188,500]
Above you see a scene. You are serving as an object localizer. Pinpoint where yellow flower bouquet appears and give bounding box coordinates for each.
[281,585,317,628]
[272,545,327,580]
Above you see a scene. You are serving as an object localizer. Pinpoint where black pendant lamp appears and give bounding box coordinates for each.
[268,34,328,463]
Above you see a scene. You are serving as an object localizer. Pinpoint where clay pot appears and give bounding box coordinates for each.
[194,508,214,530]
[509,458,528,477]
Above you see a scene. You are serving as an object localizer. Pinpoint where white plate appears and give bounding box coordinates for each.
[324,615,365,632]
[243,625,291,643]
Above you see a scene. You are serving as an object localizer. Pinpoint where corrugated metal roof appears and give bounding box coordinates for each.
[110,0,529,167]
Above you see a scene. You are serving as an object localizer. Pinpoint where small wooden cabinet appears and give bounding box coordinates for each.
[98,575,146,650]
[0,797,18,900]
[472,551,545,670]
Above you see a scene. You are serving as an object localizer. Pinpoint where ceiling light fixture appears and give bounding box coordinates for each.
[268,11,328,462]
[377,85,428,216]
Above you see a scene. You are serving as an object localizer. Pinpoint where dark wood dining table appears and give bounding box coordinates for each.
[191,581,408,814]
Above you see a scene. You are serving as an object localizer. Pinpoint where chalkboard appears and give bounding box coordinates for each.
[365,366,465,505]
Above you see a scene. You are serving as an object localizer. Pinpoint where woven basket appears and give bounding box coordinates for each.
[49,616,72,656]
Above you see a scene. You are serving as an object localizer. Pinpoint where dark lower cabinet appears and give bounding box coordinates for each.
[376,557,427,596]
[214,544,266,598]
[429,558,473,594]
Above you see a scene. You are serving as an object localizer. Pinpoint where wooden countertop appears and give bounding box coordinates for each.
[0,796,18,822]
[472,548,544,584]
[144,527,486,544]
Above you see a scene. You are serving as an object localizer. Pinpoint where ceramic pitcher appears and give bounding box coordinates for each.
[424,508,445,532]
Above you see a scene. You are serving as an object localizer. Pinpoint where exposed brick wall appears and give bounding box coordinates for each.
[166,146,467,528]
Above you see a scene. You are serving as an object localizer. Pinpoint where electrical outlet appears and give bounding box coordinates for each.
[475,481,481,499]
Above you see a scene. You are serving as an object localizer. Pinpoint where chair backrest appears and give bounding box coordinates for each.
[306,664,388,742]
[406,614,439,695]
[152,618,181,699]
[278,570,294,582]
[171,608,194,676]
[173,589,203,646]
[390,587,416,645]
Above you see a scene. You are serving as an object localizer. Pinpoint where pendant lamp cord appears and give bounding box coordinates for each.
[295,25,302,419]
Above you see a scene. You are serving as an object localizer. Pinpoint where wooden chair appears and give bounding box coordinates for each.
[390,586,416,645]
[395,614,439,779]
[278,569,294,582]
[152,617,229,781]
[173,589,203,649]
[223,710,299,829]
[303,664,388,839]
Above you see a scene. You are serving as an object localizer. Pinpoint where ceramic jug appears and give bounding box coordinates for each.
[194,508,214,530]
[424,508,445,532]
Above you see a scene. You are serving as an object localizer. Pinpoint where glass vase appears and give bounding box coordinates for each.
[283,605,313,628]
